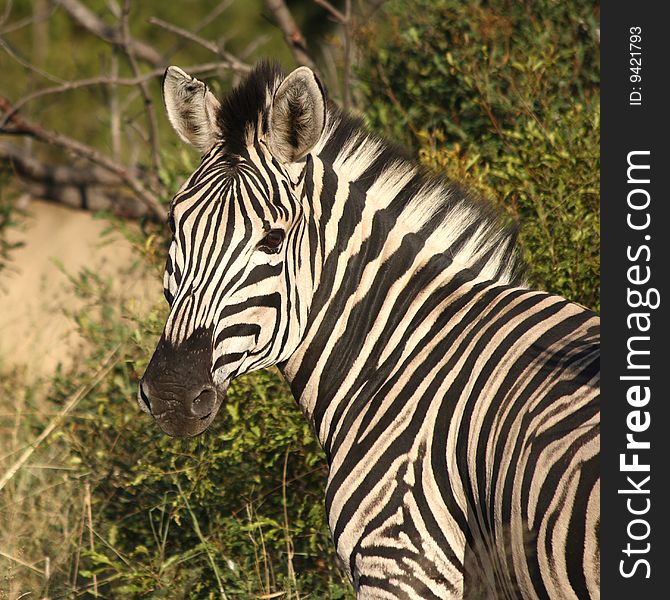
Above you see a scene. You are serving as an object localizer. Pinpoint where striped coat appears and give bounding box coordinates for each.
[140,63,600,599]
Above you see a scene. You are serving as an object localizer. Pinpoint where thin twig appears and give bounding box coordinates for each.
[0,548,45,575]
[230,464,327,518]
[176,480,229,600]
[92,527,131,567]
[55,0,162,65]
[362,0,389,20]
[109,52,121,161]
[105,0,122,19]
[244,503,264,590]
[0,347,119,493]
[192,0,235,34]
[0,0,14,28]
[281,447,296,597]
[376,63,421,139]
[313,0,353,108]
[0,96,165,219]
[0,37,65,84]
[240,33,272,61]
[85,482,98,597]
[71,498,86,592]
[159,0,234,65]
[148,16,250,74]
[0,2,55,35]
[342,0,352,110]
[314,0,346,23]
[120,0,162,188]
[150,17,218,55]
[1,61,234,121]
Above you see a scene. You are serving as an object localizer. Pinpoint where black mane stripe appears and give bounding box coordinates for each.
[216,61,283,156]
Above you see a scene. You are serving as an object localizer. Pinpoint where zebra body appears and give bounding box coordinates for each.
[140,63,600,599]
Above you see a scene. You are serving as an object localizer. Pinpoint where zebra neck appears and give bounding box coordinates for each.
[280,191,474,457]
[281,143,521,457]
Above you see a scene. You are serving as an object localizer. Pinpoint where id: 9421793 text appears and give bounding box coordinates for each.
[629,26,642,106]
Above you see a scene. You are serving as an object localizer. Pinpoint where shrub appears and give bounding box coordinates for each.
[356,0,600,310]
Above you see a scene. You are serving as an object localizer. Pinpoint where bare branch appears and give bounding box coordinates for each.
[120,0,162,186]
[105,0,122,19]
[2,147,143,217]
[0,0,13,27]
[1,142,118,186]
[151,16,219,54]
[148,17,251,74]
[0,37,65,84]
[192,0,235,34]
[263,0,321,76]
[362,0,389,20]
[313,0,346,23]
[0,2,55,36]
[0,62,233,128]
[313,0,352,109]
[240,33,272,61]
[0,96,165,220]
[342,0,352,110]
[2,142,148,218]
[55,0,162,65]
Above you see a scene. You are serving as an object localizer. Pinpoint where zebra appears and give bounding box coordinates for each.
[138,62,600,599]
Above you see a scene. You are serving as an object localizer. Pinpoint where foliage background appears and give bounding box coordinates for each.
[0,0,599,597]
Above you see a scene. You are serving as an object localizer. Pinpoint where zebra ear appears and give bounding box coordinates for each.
[163,66,222,153]
[268,66,326,163]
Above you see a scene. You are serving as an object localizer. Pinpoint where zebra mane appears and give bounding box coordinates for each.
[215,62,526,287]
[215,61,284,156]
[315,111,527,286]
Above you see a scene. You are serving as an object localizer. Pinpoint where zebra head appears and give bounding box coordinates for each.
[139,63,326,437]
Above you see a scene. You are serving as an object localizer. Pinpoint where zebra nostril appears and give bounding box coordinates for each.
[138,381,152,414]
[191,386,217,419]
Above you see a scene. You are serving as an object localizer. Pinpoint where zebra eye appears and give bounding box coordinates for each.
[258,229,285,254]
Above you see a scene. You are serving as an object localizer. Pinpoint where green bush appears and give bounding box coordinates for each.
[357,0,600,310]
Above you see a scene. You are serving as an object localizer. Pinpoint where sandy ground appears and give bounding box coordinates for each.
[0,200,160,378]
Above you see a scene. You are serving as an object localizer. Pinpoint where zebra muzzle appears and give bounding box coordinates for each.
[138,327,225,437]
[137,380,224,437]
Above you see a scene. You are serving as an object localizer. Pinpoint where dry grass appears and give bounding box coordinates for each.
[0,200,161,598]
[0,367,83,598]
